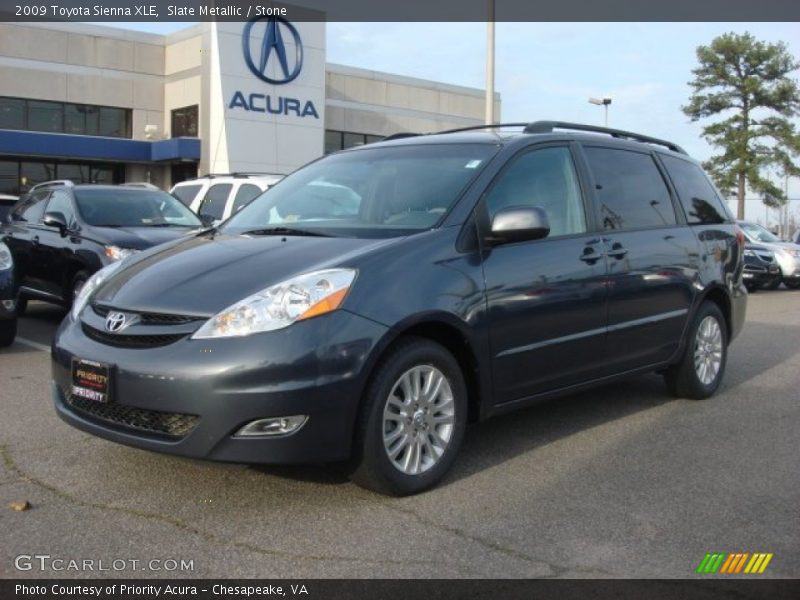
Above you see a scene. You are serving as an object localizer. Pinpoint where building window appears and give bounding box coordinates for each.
[0,97,131,138]
[172,105,199,138]
[324,130,385,154]
[0,159,124,195]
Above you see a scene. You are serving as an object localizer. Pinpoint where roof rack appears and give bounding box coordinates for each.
[523,121,687,154]
[437,123,531,135]
[382,133,423,141]
[29,180,75,192]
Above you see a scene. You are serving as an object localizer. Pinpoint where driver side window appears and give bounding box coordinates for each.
[485,146,586,238]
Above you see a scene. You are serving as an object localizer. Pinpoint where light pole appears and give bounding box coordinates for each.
[589,96,612,127]
[485,0,496,125]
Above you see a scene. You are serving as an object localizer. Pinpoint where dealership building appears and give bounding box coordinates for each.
[0,20,500,194]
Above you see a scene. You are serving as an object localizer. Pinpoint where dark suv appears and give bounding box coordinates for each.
[2,181,203,312]
[51,122,747,495]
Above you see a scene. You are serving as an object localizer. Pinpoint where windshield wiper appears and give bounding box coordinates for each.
[241,227,333,238]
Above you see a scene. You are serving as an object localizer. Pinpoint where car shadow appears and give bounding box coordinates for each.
[252,320,800,490]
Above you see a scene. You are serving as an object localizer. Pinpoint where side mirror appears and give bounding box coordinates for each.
[199,214,216,228]
[489,206,550,245]
[43,211,68,235]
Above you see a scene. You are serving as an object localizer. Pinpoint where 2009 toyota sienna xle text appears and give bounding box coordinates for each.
[52,121,747,495]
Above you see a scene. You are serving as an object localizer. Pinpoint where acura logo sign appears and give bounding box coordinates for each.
[105,312,129,333]
[242,17,303,85]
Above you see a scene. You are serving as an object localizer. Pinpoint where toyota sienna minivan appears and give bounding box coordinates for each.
[52,121,747,495]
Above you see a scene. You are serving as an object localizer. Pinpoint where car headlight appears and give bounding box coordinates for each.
[779,248,800,258]
[71,261,124,320]
[192,268,356,339]
[0,242,12,270]
[104,245,139,261]
[743,249,756,257]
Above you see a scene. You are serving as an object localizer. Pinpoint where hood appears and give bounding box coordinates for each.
[93,232,399,315]
[88,226,200,250]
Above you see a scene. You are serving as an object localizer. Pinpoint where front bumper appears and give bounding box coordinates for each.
[774,252,800,281]
[52,310,389,464]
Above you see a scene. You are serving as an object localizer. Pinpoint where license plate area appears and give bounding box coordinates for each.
[71,359,112,403]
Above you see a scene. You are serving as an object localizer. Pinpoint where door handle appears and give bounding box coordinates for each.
[607,245,628,259]
[580,246,602,264]
[31,236,39,245]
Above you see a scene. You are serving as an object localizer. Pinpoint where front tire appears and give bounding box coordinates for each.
[0,318,17,347]
[68,270,90,308]
[764,274,782,290]
[350,337,467,496]
[784,279,800,290]
[664,302,728,400]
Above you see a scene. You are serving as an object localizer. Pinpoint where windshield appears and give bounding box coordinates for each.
[741,222,780,244]
[221,143,498,238]
[75,189,203,228]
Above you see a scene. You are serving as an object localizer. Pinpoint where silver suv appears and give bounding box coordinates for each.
[171,173,283,224]
[738,221,800,289]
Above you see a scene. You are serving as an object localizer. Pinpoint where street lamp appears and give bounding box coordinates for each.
[589,96,612,127]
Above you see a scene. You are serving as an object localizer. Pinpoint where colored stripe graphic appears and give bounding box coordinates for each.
[698,552,772,574]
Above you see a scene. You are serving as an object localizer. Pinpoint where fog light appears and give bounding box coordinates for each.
[1,299,14,311]
[235,415,308,437]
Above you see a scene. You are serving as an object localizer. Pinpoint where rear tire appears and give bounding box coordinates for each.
[0,318,17,347]
[350,337,467,496]
[664,302,728,400]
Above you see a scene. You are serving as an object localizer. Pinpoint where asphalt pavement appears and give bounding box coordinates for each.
[1,292,798,578]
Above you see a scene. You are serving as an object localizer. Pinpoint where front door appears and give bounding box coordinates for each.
[481,145,610,405]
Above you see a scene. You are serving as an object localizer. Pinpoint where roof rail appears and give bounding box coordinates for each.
[523,121,687,154]
[437,123,531,135]
[120,182,160,190]
[382,133,422,141]
[29,180,75,192]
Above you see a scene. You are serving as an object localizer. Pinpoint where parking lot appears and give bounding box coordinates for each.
[1,290,798,579]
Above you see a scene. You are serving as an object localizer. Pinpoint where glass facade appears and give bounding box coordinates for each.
[324,130,384,154]
[0,97,131,138]
[0,159,123,195]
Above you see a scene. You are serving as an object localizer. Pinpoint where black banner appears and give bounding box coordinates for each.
[3,580,800,600]
[0,0,799,22]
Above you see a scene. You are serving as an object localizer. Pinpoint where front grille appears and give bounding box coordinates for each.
[82,323,185,348]
[92,305,202,325]
[67,394,199,438]
[756,253,774,263]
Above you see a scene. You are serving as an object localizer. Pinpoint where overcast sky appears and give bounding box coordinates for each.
[111,21,800,220]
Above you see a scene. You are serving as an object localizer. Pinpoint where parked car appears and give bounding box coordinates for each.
[170,173,283,224]
[52,121,746,496]
[742,244,781,292]
[0,193,18,223]
[2,180,204,312]
[738,221,800,289]
[0,240,17,346]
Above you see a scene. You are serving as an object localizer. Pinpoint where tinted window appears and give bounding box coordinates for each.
[13,191,50,222]
[0,161,17,195]
[27,101,63,133]
[172,184,203,207]
[20,162,56,190]
[199,184,232,220]
[45,189,76,226]
[660,155,730,224]
[584,147,676,230]
[171,105,198,137]
[0,98,25,129]
[98,107,128,137]
[232,184,263,213]
[75,189,202,228]
[486,146,586,237]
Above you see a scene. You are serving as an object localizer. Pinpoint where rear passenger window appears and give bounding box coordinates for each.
[659,155,730,224]
[583,147,676,230]
[199,184,232,220]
